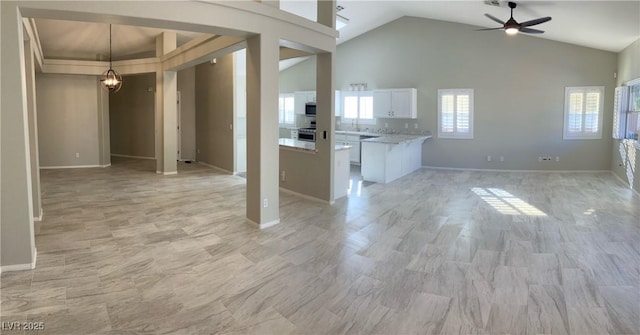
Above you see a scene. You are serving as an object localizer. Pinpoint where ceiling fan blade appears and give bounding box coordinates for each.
[484,13,505,25]
[520,27,545,34]
[475,27,504,31]
[520,16,552,27]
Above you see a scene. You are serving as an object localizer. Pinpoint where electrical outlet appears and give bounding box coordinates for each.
[281,171,286,182]
[405,123,409,129]
[500,156,504,162]
[487,155,492,162]
[75,152,80,158]
[538,157,542,162]
[555,156,560,162]
[263,198,268,208]
[618,161,623,167]
[197,149,201,154]
[414,123,418,129]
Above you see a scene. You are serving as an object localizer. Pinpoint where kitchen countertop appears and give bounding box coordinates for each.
[279,138,351,152]
[360,134,432,144]
[336,130,381,137]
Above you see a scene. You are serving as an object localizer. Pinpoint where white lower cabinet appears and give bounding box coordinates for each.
[334,148,350,199]
[361,140,424,184]
[335,133,362,165]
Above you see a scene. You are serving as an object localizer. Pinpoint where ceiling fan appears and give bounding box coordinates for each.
[478,1,552,35]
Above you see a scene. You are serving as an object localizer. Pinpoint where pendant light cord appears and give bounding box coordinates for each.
[109,24,113,69]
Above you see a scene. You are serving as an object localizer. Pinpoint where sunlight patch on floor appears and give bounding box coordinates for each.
[472,187,547,216]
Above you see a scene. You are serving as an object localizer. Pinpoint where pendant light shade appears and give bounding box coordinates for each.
[100,24,122,93]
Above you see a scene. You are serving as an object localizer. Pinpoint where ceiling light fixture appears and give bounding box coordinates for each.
[100,24,122,93]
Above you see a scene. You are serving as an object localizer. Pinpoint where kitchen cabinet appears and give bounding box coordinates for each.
[334,146,350,199]
[373,88,417,119]
[335,133,367,165]
[295,91,342,116]
[361,136,429,184]
[294,91,316,115]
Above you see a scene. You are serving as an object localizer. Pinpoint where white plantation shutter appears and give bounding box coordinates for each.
[278,94,295,126]
[284,96,295,124]
[584,92,599,133]
[341,91,375,124]
[564,87,604,139]
[456,95,470,133]
[360,96,373,120]
[441,95,454,133]
[343,95,358,119]
[438,89,474,139]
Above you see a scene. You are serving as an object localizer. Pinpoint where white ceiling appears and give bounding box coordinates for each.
[33,1,640,63]
[282,0,640,52]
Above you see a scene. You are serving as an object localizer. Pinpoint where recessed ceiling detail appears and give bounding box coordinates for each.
[34,18,211,61]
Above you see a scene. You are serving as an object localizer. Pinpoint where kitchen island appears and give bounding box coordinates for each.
[360,134,431,184]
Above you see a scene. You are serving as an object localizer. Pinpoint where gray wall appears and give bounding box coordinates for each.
[195,54,235,172]
[280,16,617,171]
[611,37,640,193]
[109,73,156,158]
[178,67,196,161]
[36,74,102,167]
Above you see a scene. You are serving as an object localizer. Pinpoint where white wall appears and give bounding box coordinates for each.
[36,74,102,167]
[280,16,618,171]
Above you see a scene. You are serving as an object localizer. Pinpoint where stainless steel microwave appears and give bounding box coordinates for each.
[305,103,316,116]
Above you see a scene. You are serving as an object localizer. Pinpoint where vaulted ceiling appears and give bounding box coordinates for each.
[31,1,640,64]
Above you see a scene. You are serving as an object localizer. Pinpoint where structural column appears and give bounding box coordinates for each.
[1,4,37,270]
[317,0,337,201]
[97,78,111,167]
[246,33,280,228]
[155,32,178,174]
[24,40,42,222]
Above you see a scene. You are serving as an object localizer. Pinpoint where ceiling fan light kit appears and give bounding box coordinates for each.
[479,1,551,35]
[100,24,123,93]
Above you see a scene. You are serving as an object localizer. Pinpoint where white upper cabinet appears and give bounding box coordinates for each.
[294,91,316,115]
[373,88,417,119]
[295,90,341,116]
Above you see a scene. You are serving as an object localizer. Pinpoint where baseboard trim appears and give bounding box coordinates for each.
[163,171,178,176]
[246,218,280,229]
[34,208,43,222]
[111,154,155,160]
[1,249,37,274]
[279,187,332,204]
[610,171,640,196]
[100,164,111,168]
[40,165,104,170]
[422,166,611,173]
[198,161,233,175]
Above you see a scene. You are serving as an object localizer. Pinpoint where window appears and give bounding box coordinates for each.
[626,81,640,140]
[438,89,474,139]
[563,86,604,140]
[341,91,375,125]
[278,94,295,126]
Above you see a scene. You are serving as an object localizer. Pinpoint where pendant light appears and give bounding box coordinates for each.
[100,24,122,93]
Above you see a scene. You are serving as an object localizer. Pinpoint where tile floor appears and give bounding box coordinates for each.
[1,157,639,334]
